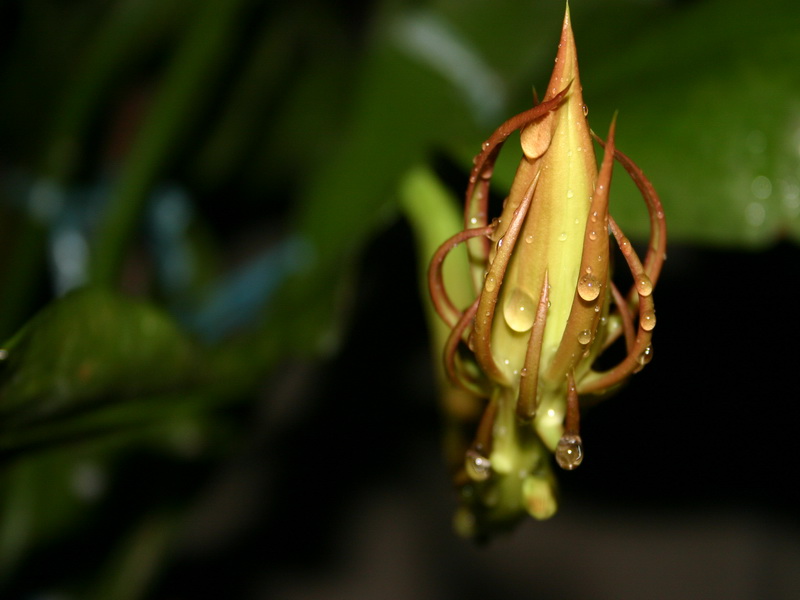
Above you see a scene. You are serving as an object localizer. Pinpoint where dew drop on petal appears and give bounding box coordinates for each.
[577,273,601,301]
[525,234,534,244]
[503,288,536,332]
[635,273,653,296]
[588,230,597,241]
[558,232,568,242]
[485,275,497,292]
[641,309,656,331]
[465,449,492,481]
[555,434,583,470]
[577,329,592,345]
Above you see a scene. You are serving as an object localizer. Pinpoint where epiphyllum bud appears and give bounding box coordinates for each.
[429,5,666,537]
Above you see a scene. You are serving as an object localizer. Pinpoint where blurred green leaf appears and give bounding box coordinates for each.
[0,288,197,428]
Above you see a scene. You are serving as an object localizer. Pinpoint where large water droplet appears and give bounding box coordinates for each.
[503,288,536,332]
[641,309,656,331]
[577,273,601,301]
[555,434,583,470]
[577,330,592,345]
[525,234,534,244]
[588,230,598,241]
[485,275,497,292]
[465,449,492,481]
[635,273,653,296]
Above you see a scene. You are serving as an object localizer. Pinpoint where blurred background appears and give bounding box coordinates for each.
[0,0,799,598]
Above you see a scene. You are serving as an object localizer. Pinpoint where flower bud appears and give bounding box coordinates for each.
[428,4,666,538]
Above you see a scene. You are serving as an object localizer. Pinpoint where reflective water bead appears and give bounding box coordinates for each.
[635,273,653,296]
[641,309,656,331]
[577,329,592,345]
[485,275,497,292]
[465,449,492,481]
[577,273,601,301]
[503,288,536,332]
[555,434,583,470]
[637,344,654,366]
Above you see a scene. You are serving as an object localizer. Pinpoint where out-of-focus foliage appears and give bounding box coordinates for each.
[0,0,797,596]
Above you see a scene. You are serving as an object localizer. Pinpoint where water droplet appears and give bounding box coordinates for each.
[637,344,654,366]
[485,275,497,292]
[465,449,492,481]
[555,434,583,470]
[525,234,534,244]
[582,104,589,116]
[558,232,568,242]
[635,273,653,296]
[577,330,592,345]
[577,273,601,301]
[594,305,600,313]
[520,367,528,377]
[469,217,478,225]
[503,288,536,332]
[567,189,574,199]
[482,141,490,150]
[497,237,504,248]
[591,210,598,223]
[641,309,656,331]
[588,230,597,241]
